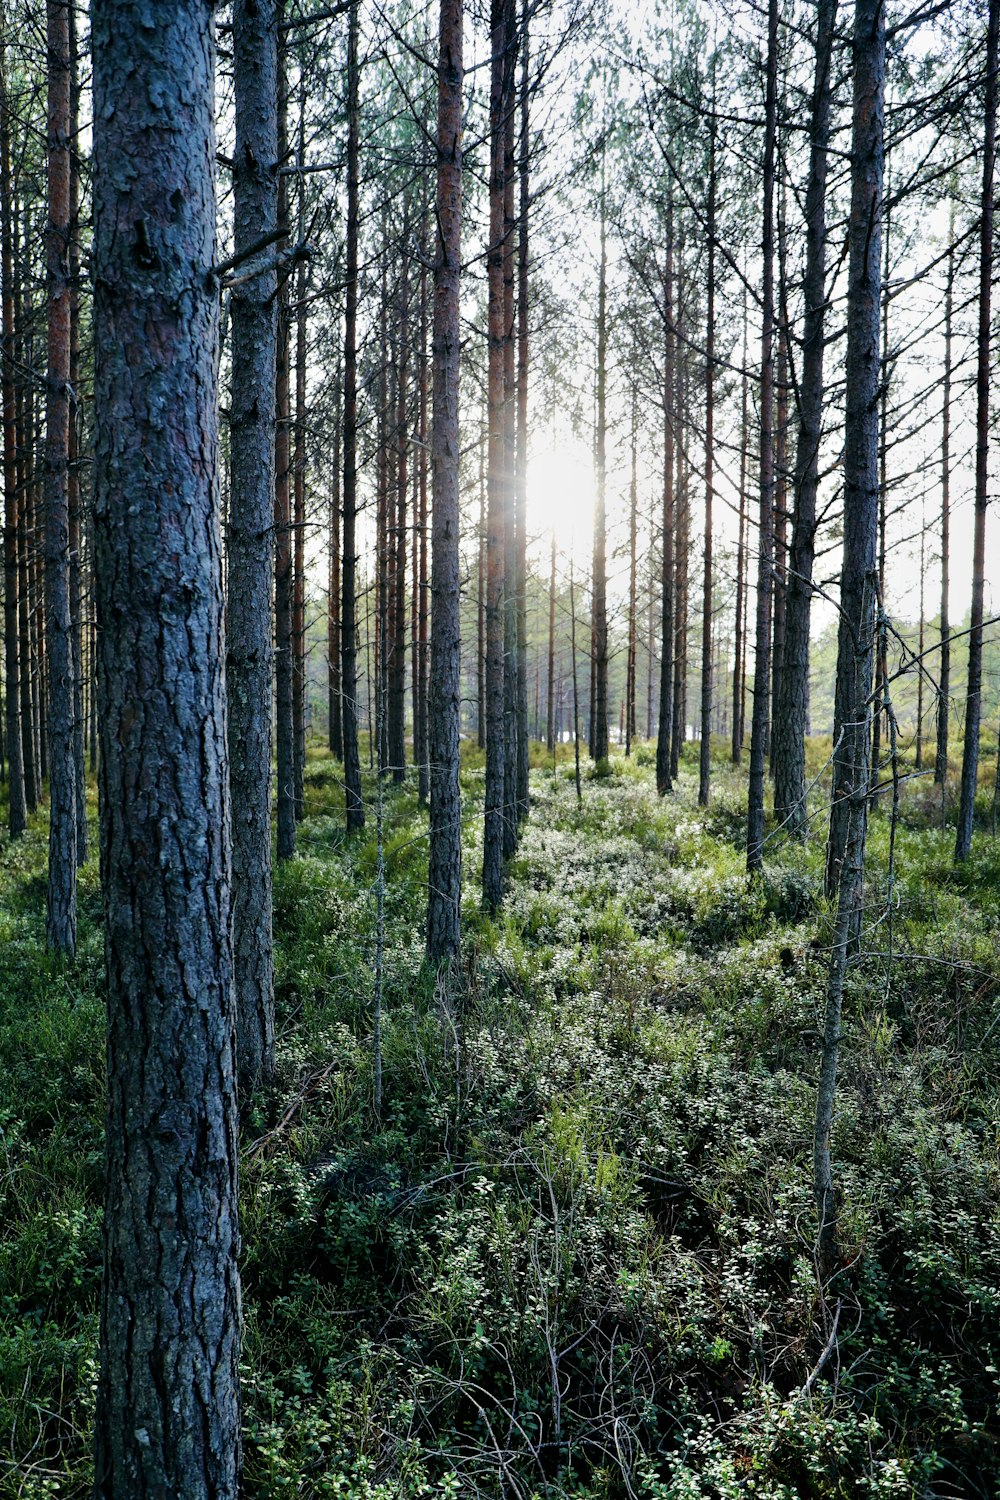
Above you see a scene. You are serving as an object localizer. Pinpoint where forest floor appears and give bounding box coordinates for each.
[2,740,1000,1499]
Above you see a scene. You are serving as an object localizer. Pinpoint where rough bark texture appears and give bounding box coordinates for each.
[292,144,308,817]
[746,0,778,874]
[482,0,507,912]
[426,0,464,962]
[772,0,836,834]
[514,3,529,822]
[501,8,518,857]
[934,215,954,790]
[815,0,884,1266]
[91,2,242,1492]
[341,0,364,831]
[45,0,78,955]
[274,33,295,861]
[228,0,278,1092]
[1,36,25,839]
[954,0,998,863]
[68,0,87,865]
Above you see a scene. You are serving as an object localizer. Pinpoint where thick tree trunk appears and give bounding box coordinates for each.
[746,0,778,874]
[815,0,885,1267]
[44,0,78,955]
[228,0,278,1091]
[955,0,998,863]
[91,3,242,1492]
[341,0,364,831]
[1,37,25,838]
[426,0,464,962]
[482,0,508,912]
[772,0,836,834]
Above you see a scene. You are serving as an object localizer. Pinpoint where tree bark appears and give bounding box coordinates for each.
[341,0,364,831]
[698,119,716,809]
[44,0,78,955]
[228,0,278,1091]
[1,35,25,838]
[955,0,998,863]
[592,173,609,766]
[292,103,308,817]
[426,0,464,962]
[91,2,242,1491]
[514,2,530,822]
[274,33,295,859]
[934,203,954,791]
[328,367,343,758]
[772,0,836,834]
[815,0,884,1267]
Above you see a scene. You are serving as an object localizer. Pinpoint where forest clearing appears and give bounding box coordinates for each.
[3,739,1000,1497]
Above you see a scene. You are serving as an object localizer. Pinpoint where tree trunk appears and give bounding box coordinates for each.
[341,0,364,831]
[228,0,278,1091]
[274,33,295,860]
[502,7,518,855]
[292,105,308,817]
[698,120,716,809]
[482,0,508,912]
[546,529,556,754]
[426,0,464,961]
[44,0,78,955]
[815,0,885,1268]
[414,245,430,806]
[329,369,343,758]
[934,202,954,791]
[514,3,530,822]
[955,0,998,863]
[626,387,637,758]
[746,0,778,874]
[1,35,25,838]
[772,0,836,834]
[592,176,609,766]
[68,0,86,864]
[91,3,242,1491]
[732,288,749,766]
[656,218,675,794]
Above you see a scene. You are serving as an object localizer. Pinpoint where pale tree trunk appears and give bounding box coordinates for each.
[228,0,278,1091]
[626,386,637,758]
[91,2,242,1491]
[747,0,778,874]
[45,0,78,955]
[815,0,884,1269]
[1,35,25,839]
[426,0,464,960]
[955,0,998,863]
[772,0,836,834]
[546,528,556,754]
[341,0,364,830]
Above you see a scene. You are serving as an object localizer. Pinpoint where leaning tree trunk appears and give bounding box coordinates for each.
[341,0,364,831]
[426,0,464,962]
[228,0,278,1092]
[747,0,779,874]
[772,0,837,835]
[955,0,998,864]
[91,2,242,1492]
[45,0,78,955]
[815,0,884,1270]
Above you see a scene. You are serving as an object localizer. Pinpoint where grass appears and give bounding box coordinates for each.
[1,737,999,1497]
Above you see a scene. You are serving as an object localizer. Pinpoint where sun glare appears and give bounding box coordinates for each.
[526,436,595,560]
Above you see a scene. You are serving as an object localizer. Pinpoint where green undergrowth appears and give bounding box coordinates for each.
[1,741,999,1497]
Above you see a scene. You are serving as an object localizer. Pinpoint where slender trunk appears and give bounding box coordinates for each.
[592,175,609,765]
[501,5,518,854]
[871,183,890,796]
[656,215,675,794]
[916,510,924,769]
[955,0,997,863]
[292,99,308,817]
[698,121,716,808]
[228,0,278,1090]
[514,3,530,821]
[426,0,464,961]
[935,203,954,790]
[0,36,24,837]
[341,0,364,830]
[769,185,789,776]
[92,3,242,1490]
[329,370,343,758]
[482,0,509,911]
[732,289,749,766]
[414,242,430,807]
[390,245,409,784]
[570,560,582,803]
[815,0,884,1267]
[274,34,295,859]
[69,0,86,863]
[546,529,556,754]
[477,415,486,748]
[626,387,637,758]
[746,0,778,873]
[45,0,78,955]
[772,0,836,834]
